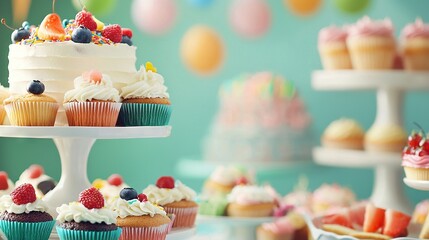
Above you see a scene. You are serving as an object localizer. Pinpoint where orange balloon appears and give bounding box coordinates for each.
[285,0,322,16]
[180,25,224,76]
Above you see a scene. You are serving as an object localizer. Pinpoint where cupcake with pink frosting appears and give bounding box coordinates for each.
[402,130,429,180]
[312,183,356,215]
[318,25,352,70]
[400,18,429,70]
[347,16,396,69]
[256,212,309,240]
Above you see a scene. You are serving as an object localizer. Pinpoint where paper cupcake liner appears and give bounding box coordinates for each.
[0,220,55,240]
[163,207,198,228]
[404,167,429,181]
[64,102,122,126]
[119,224,169,240]
[347,37,395,69]
[166,214,176,233]
[319,43,352,70]
[403,53,429,70]
[56,226,122,240]
[0,105,6,125]
[118,103,172,126]
[5,102,59,126]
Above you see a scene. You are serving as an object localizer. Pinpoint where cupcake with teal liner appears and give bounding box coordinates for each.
[56,187,121,240]
[119,62,171,126]
[109,187,171,240]
[63,70,122,126]
[0,183,55,240]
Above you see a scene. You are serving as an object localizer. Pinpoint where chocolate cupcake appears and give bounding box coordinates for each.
[0,184,55,240]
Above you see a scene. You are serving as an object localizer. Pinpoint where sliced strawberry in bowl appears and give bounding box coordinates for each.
[322,210,353,228]
[382,209,411,238]
[348,201,367,228]
[363,202,385,233]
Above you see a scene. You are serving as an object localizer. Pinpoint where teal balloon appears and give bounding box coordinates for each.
[333,0,370,13]
[188,0,214,7]
[72,0,117,17]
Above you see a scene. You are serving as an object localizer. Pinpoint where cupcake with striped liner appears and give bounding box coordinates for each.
[400,18,429,70]
[109,187,171,240]
[318,25,352,70]
[56,187,121,240]
[118,62,171,126]
[0,184,55,240]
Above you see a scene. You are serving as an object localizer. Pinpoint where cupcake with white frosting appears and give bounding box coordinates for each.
[322,118,365,150]
[143,176,198,228]
[0,183,55,240]
[110,187,171,240]
[16,164,56,198]
[118,62,171,126]
[63,70,121,126]
[226,185,276,217]
[56,187,121,240]
[92,174,129,203]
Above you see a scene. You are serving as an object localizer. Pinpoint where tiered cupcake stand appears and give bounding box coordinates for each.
[309,70,429,239]
[0,125,196,240]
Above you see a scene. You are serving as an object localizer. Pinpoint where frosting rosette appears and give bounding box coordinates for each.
[143,181,196,206]
[402,18,429,39]
[227,185,274,205]
[0,195,49,214]
[121,65,169,100]
[109,198,167,218]
[348,16,394,37]
[318,26,348,44]
[402,154,429,169]
[56,202,118,225]
[64,71,120,102]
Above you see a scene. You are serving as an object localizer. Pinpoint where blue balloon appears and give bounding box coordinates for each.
[188,0,214,7]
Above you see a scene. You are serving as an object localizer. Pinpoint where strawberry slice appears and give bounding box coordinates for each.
[322,211,352,228]
[348,201,367,227]
[363,203,385,233]
[382,209,411,238]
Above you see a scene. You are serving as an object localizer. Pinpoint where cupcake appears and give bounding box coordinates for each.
[256,212,309,240]
[0,171,14,197]
[322,118,365,150]
[202,165,253,197]
[226,185,276,217]
[110,187,171,240]
[4,80,59,126]
[312,184,356,215]
[16,164,56,198]
[63,70,121,126]
[401,18,429,70]
[0,184,55,240]
[364,124,407,152]
[198,195,229,216]
[92,174,129,203]
[347,16,396,69]
[56,187,121,240]
[412,200,429,224]
[118,62,171,126]
[143,176,198,228]
[0,85,10,125]
[402,130,429,180]
[318,26,352,70]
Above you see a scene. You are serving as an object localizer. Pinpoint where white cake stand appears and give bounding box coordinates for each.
[312,70,429,214]
[0,126,171,215]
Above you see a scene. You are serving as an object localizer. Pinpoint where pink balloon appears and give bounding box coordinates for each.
[229,0,271,38]
[132,0,177,35]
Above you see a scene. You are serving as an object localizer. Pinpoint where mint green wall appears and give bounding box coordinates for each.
[0,0,429,203]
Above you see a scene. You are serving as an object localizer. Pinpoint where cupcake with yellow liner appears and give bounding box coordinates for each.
[109,187,171,240]
[322,118,365,150]
[118,62,171,126]
[400,18,429,70]
[226,185,276,217]
[4,80,58,126]
[63,70,121,126]
[143,176,198,228]
[0,85,10,125]
[364,124,407,152]
[347,16,396,69]
[318,25,352,70]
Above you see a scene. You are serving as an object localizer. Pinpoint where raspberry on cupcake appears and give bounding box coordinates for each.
[109,187,171,240]
[143,176,198,228]
[0,171,14,197]
[56,187,121,240]
[0,184,55,240]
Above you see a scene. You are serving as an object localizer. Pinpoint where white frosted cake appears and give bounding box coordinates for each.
[203,72,313,163]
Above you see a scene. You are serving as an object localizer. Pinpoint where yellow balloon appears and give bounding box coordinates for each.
[285,0,322,16]
[180,25,224,76]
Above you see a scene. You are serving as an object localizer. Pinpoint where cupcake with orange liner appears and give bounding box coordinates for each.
[318,25,352,70]
[226,185,276,217]
[118,62,171,126]
[347,16,396,69]
[0,85,10,125]
[364,124,407,153]
[109,187,171,240]
[143,176,198,228]
[63,70,121,126]
[400,18,429,70]
[4,80,59,126]
[322,118,365,150]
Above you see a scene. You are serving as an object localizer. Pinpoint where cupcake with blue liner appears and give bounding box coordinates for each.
[56,187,121,240]
[0,183,55,240]
[109,187,171,240]
[119,62,171,126]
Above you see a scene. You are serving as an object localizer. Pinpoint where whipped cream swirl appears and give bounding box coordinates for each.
[0,195,49,214]
[109,198,167,218]
[56,202,117,224]
[120,66,169,99]
[143,181,196,206]
[227,185,274,205]
[64,73,120,102]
